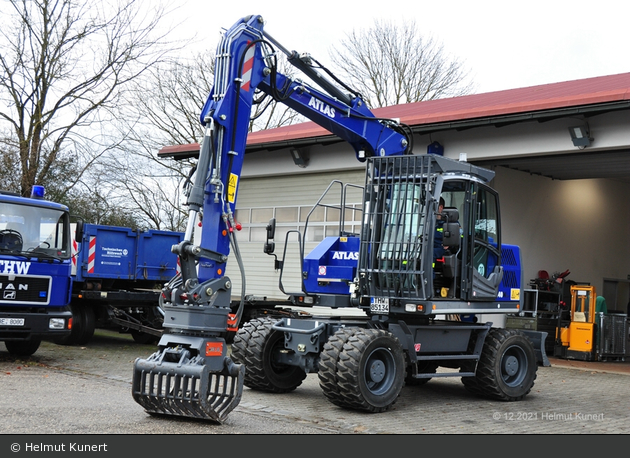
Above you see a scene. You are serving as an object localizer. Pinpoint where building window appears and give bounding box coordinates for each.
[236,204,362,243]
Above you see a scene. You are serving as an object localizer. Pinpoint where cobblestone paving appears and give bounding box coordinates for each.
[1,330,629,434]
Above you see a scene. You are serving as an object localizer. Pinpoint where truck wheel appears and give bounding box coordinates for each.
[5,339,41,357]
[318,327,356,407]
[56,304,95,346]
[231,317,306,393]
[465,328,537,401]
[334,328,405,413]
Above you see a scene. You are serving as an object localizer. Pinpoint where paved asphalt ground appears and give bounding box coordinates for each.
[1,328,629,443]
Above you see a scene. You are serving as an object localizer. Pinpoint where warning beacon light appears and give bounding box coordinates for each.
[31,185,45,199]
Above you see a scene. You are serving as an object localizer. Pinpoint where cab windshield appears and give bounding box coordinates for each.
[0,202,71,260]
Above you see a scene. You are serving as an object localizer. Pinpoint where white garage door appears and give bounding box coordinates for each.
[226,169,365,299]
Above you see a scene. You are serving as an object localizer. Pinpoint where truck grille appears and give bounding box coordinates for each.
[0,275,51,305]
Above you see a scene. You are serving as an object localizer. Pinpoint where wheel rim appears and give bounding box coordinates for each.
[363,347,396,395]
[265,329,303,382]
[500,344,528,387]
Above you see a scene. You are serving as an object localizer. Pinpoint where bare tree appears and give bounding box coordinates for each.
[329,19,475,108]
[0,0,175,198]
[105,48,304,231]
[126,48,303,144]
[0,134,21,192]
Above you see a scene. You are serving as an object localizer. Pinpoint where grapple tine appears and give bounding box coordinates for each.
[132,346,244,423]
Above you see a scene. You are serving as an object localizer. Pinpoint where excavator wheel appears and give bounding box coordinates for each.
[318,327,356,407]
[462,328,537,401]
[320,327,405,413]
[231,317,306,393]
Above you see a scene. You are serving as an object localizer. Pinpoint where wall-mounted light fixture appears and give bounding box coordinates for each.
[290,148,309,168]
[427,141,444,156]
[568,125,593,148]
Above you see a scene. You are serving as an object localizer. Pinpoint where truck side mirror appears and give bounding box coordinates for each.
[263,218,276,255]
[74,220,84,242]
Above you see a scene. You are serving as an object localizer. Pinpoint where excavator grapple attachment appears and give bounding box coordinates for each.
[132,344,244,423]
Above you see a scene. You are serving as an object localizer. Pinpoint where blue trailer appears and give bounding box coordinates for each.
[58,223,184,345]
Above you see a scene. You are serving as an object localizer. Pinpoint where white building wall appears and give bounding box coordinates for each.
[227,169,365,300]
[227,110,630,311]
[492,167,630,296]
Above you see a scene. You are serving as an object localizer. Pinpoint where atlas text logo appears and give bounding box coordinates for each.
[308,97,335,118]
[331,251,359,261]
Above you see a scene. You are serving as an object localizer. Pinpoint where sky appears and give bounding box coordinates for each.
[167,0,630,95]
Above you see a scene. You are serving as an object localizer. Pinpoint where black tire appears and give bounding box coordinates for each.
[333,328,405,413]
[55,304,95,346]
[318,327,356,407]
[231,317,306,393]
[5,339,41,357]
[463,328,537,401]
[405,360,438,386]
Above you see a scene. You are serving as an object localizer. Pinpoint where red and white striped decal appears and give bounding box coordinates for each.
[87,236,96,273]
[72,239,78,269]
[240,43,256,92]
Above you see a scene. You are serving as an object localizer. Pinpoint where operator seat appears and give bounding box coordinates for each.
[441,208,460,279]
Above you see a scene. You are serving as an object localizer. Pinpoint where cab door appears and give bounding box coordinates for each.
[465,183,503,300]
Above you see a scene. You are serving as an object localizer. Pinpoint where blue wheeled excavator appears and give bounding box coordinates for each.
[132,15,547,422]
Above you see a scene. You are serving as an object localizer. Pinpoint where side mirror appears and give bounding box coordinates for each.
[263,218,276,255]
[74,220,84,242]
[266,218,276,240]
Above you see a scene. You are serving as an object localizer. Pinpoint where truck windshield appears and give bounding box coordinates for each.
[0,202,71,259]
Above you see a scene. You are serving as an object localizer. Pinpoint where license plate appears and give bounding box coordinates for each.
[0,318,25,326]
[370,297,389,314]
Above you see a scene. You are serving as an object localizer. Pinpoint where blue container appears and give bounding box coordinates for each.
[75,224,183,282]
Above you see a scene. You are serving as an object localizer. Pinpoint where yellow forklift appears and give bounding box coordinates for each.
[554,285,598,361]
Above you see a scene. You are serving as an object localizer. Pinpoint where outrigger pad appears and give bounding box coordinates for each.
[132,346,245,423]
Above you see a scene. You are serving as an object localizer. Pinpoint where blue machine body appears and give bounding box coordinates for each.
[302,236,360,295]
[497,243,523,303]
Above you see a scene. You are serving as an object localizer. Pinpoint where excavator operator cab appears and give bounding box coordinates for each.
[433,176,504,301]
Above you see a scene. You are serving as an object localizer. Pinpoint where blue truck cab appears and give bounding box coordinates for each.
[0,187,73,356]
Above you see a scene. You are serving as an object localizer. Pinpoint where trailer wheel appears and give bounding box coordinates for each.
[465,328,537,401]
[334,328,405,413]
[232,317,306,393]
[4,339,41,357]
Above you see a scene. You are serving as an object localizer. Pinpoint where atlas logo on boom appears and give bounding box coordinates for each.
[308,97,335,118]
